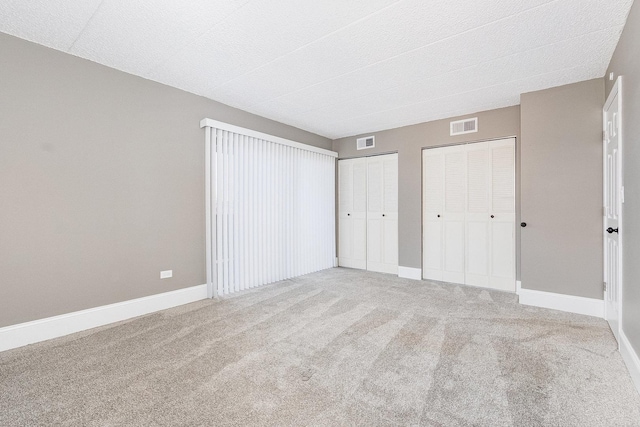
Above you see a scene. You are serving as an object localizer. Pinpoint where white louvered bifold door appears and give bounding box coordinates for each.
[338,158,367,270]
[488,139,516,291]
[465,142,491,288]
[366,153,398,274]
[422,144,466,283]
[442,145,467,284]
[422,149,445,280]
[202,119,337,298]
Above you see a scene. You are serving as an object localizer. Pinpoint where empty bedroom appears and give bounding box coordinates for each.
[2,0,640,425]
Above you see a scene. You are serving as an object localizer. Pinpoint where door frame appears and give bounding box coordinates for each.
[603,76,623,342]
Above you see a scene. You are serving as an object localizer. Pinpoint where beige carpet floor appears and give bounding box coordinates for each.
[1,267,639,426]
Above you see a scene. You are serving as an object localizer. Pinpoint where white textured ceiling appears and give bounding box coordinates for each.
[0,0,633,139]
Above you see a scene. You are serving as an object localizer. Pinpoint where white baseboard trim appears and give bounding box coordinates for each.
[518,288,604,318]
[620,330,640,395]
[516,280,522,295]
[334,257,339,267]
[398,266,422,281]
[0,284,207,353]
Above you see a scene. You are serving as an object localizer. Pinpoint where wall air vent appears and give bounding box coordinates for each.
[450,117,478,136]
[356,136,375,150]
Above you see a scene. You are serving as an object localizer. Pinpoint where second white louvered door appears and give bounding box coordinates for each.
[422,144,467,283]
[422,138,515,292]
[366,153,399,274]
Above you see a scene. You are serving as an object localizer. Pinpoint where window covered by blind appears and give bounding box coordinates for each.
[201,119,337,298]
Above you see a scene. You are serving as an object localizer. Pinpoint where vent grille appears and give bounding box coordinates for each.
[450,118,478,136]
[356,136,375,150]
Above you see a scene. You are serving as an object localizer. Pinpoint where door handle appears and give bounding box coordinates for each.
[347,213,350,216]
[606,227,618,234]
[521,222,527,227]
[382,214,385,217]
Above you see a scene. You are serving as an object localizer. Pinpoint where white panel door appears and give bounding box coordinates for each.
[488,139,516,291]
[338,158,367,270]
[604,83,621,343]
[367,154,398,274]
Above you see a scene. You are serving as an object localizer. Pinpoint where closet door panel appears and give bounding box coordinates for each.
[465,219,489,287]
[423,149,445,280]
[444,149,466,213]
[367,217,382,264]
[367,153,398,275]
[338,158,367,270]
[423,219,443,280]
[366,156,383,270]
[489,139,516,290]
[352,218,368,262]
[442,146,466,284]
[367,159,382,212]
[443,220,465,283]
[338,214,353,261]
[381,155,399,271]
[466,144,490,213]
[490,216,515,290]
[491,142,516,213]
[338,161,353,213]
[352,160,368,213]
[383,218,399,266]
[465,142,490,287]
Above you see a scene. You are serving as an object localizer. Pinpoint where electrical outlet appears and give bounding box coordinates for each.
[160,270,173,279]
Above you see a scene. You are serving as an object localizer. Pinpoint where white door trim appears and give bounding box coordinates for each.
[603,76,623,344]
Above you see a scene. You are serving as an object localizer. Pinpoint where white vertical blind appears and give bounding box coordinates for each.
[201,119,337,298]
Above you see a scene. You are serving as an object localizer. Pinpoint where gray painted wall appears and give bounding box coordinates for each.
[520,79,604,300]
[0,33,331,328]
[332,106,521,272]
[606,0,640,359]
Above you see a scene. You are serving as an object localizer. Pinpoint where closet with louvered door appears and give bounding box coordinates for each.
[338,154,398,274]
[422,138,515,292]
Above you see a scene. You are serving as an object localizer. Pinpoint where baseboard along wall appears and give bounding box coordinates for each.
[517,281,640,395]
[620,330,640,396]
[0,284,207,353]
[398,266,422,280]
[517,287,604,318]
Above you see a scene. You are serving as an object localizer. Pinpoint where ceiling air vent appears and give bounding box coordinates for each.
[356,136,375,150]
[450,117,478,136]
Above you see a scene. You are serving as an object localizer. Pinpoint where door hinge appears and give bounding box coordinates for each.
[603,282,607,291]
